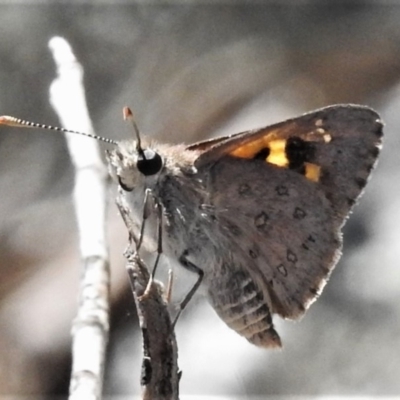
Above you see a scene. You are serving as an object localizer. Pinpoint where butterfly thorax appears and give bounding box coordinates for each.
[107,140,217,259]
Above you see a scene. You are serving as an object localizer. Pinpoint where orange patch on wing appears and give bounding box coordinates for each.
[229,133,321,183]
[230,137,269,159]
[229,135,289,168]
[266,139,288,167]
[305,162,320,182]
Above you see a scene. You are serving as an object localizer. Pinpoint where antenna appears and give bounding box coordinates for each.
[0,115,118,145]
[122,106,162,176]
[123,107,145,157]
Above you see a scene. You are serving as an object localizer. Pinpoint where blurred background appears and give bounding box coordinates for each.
[0,2,399,398]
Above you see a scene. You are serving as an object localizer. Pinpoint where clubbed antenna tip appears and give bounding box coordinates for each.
[123,106,143,155]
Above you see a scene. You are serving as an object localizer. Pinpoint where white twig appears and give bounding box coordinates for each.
[48,36,110,400]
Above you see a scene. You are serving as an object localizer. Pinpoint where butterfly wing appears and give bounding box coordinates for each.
[187,135,235,152]
[194,104,382,321]
[193,104,383,217]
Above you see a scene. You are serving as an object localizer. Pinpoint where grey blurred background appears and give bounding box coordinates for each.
[0,2,399,398]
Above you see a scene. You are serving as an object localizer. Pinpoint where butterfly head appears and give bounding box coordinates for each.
[106,138,164,192]
[107,106,167,192]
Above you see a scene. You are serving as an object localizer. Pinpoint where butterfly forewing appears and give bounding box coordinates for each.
[193,104,383,217]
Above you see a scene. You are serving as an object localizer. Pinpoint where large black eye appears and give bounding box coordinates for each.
[137,148,163,176]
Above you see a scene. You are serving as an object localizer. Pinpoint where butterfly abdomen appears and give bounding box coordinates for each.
[207,267,282,348]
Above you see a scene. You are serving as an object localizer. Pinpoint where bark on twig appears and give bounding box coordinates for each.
[116,193,180,400]
[48,36,110,400]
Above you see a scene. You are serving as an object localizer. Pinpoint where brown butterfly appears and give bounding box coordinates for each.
[1,104,383,348]
[107,104,383,347]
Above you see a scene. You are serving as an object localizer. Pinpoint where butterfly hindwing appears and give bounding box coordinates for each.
[204,156,341,320]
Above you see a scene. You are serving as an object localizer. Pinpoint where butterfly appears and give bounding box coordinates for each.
[106,104,383,348]
[0,104,382,347]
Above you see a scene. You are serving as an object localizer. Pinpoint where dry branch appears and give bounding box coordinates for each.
[48,36,110,400]
[116,192,180,400]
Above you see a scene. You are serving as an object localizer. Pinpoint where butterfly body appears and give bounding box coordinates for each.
[107,104,383,348]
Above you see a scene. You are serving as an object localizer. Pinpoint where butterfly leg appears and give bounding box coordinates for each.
[141,201,164,298]
[118,189,164,298]
[136,189,163,277]
[151,202,163,278]
[136,188,152,252]
[172,252,204,327]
